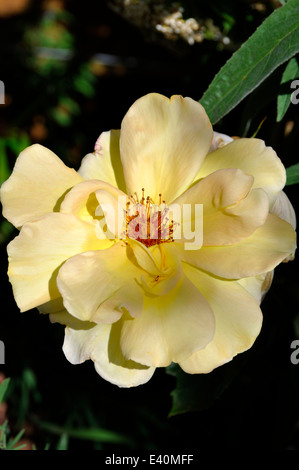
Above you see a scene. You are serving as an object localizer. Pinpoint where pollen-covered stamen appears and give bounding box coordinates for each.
[124,189,177,247]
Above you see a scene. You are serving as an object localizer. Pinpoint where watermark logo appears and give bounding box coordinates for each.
[94,196,203,250]
[291,80,299,105]
[0,340,4,364]
[290,339,299,365]
[0,80,4,104]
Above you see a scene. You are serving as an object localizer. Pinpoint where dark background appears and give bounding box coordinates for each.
[0,0,298,450]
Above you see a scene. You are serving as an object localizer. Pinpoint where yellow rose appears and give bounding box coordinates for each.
[0,93,296,387]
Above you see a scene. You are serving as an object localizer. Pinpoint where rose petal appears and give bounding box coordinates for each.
[7,213,104,312]
[173,168,269,246]
[196,138,286,207]
[120,93,213,204]
[63,320,155,388]
[1,144,82,227]
[177,213,296,279]
[120,274,215,367]
[179,264,263,373]
[78,130,126,192]
[57,243,144,323]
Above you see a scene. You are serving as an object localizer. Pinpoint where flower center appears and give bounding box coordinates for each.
[125,189,176,248]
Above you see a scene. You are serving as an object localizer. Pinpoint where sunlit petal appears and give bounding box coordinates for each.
[120,93,213,203]
[1,144,82,227]
[7,213,104,312]
[180,264,262,373]
[120,274,215,367]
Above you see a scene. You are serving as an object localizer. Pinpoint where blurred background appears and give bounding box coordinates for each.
[0,0,299,451]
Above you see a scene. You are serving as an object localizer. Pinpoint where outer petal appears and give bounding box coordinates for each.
[271,190,296,262]
[120,93,213,204]
[196,138,286,207]
[271,191,296,230]
[63,320,155,388]
[78,130,126,192]
[177,213,296,279]
[172,168,269,246]
[237,271,274,304]
[179,264,263,373]
[7,213,105,312]
[0,144,83,227]
[56,243,144,323]
[173,168,254,210]
[209,131,233,152]
[120,274,215,367]
[60,178,126,230]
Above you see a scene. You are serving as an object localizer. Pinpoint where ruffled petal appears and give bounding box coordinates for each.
[0,144,82,227]
[120,93,213,204]
[177,213,296,279]
[209,131,233,152]
[60,179,128,243]
[63,320,155,388]
[60,179,125,223]
[7,213,104,312]
[56,243,144,323]
[78,130,126,192]
[271,190,297,262]
[120,274,215,367]
[179,264,263,373]
[237,271,274,304]
[271,191,296,229]
[196,138,286,207]
[172,168,269,246]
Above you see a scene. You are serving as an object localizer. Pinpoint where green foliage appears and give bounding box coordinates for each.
[200,0,299,124]
[73,64,97,98]
[277,56,299,122]
[0,379,27,450]
[0,378,10,404]
[50,96,80,127]
[0,421,27,450]
[8,368,42,427]
[33,417,134,447]
[286,163,299,185]
[24,6,74,76]
[0,133,31,244]
[167,358,245,416]
[0,132,30,185]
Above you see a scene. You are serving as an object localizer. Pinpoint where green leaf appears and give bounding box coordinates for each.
[0,219,14,245]
[0,378,10,404]
[200,0,299,124]
[33,418,133,446]
[286,163,299,185]
[56,432,69,450]
[277,56,299,121]
[167,355,247,416]
[6,132,30,155]
[0,141,10,185]
[167,365,227,416]
[6,429,26,450]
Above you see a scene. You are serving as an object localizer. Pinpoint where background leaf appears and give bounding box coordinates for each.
[0,378,10,403]
[277,56,299,122]
[167,356,247,417]
[32,417,134,446]
[286,163,299,185]
[200,0,299,124]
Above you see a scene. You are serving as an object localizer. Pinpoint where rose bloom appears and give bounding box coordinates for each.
[1,93,296,387]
